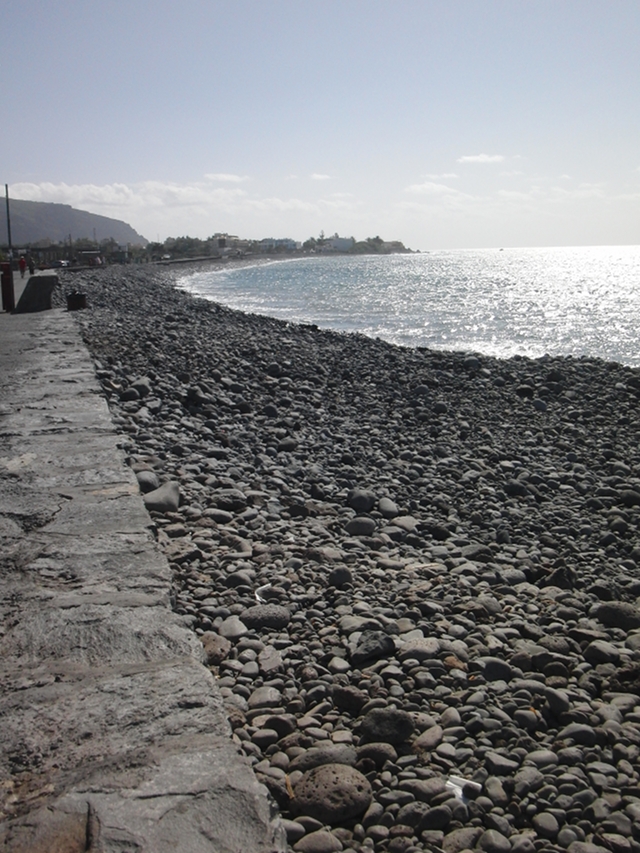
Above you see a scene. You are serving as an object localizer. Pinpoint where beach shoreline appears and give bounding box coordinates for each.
[68,263,640,851]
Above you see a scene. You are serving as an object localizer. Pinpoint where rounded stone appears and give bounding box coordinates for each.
[398,637,440,661]
[510,836,537,853]
[477,829,512,853]
[218,615,248,640]
[356,742,398,768]
[526,749,559,768]
[293,830,343,852]
[347,489,377,513]
[359,707,415,744]
[345,516,377,537]
[328,566,354,588]
[136,469,160,493]
[143,480,180,513]
[200,631,231,664]
[289,745,358,773]
[214,488,247,511]
[557,723,597,746]
[293,763,373,824]
[533,812,559,839]
[351,630,395,666]
[479,656,514,682]
[593,601,640,631]
[332,684,368,715]
[248,685,282,709]
[241,604,291,629]
[584,639,620,665]
[378,497,399,518]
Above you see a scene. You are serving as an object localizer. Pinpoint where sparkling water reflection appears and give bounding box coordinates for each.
[178,246,640,366]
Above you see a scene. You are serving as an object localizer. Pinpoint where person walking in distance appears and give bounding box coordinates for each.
[18,256,26,279]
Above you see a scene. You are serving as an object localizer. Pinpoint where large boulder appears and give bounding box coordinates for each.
[292,763,372,824]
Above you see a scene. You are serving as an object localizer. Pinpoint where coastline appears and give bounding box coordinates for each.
[67,263,640,851]
[160,248,640,369]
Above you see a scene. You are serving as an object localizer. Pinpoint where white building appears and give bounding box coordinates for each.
[324,234,354,252]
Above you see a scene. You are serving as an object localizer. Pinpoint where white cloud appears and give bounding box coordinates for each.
[310,173,331,181]
[457,154,505,164]
[244,196,318,213]
[12,180,249,212]
[204,173,250,182]
[10,179,368,240]
[405,181,465,196]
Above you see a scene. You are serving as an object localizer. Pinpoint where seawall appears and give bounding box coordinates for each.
[0,298,285,851]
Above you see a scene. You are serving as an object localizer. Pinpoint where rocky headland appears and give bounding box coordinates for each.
[61,263,640,853]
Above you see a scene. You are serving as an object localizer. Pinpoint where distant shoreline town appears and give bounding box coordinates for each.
[1,197,414,268]
[147,231,414,263]
[1,230,414,269]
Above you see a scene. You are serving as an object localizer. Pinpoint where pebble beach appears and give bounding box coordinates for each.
[64,262,640,853]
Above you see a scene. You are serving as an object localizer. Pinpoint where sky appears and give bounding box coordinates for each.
[2,0,639,250]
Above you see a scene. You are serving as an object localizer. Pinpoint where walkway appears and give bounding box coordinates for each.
[0,283,285,851]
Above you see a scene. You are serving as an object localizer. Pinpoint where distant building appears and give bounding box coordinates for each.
[380,241,407,253]
[324,234,355,252]
[259,237,299,252]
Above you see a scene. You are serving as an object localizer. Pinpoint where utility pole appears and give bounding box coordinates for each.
[1,184,15,310]
[5,184,13,258]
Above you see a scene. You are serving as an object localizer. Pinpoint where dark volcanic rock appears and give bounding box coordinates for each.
[351,630,395,666]
[359,707,415,744]
[292,763,372,824]
[332,684,368,715]
[593,601,640,630]
[142,481,180,512]
[214,488,247,511]
[289,744,357,773]
[69,262,640,851]
[345,516,377,537]
[240,604,291,629]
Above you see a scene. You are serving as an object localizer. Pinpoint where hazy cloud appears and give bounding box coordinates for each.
[423,173,458,179]
[405,181,465,196]
[10,179,338,237]
[205,173,250,182]
[457,154,505,164]
[310,173,331,181]
[245,196,318,213]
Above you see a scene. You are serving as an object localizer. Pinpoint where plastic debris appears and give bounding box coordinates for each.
[255,583,272,603]
[446,775,482,801]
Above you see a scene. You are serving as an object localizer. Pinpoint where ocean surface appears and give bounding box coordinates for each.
[177,246,640,367]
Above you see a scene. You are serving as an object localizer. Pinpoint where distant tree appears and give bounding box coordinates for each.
[147,241,164,259]
[164,236,204,258]
[74,237,95,251]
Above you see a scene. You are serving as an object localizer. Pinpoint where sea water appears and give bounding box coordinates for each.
[177,245,640,367]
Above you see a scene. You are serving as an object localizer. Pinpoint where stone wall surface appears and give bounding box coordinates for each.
[0,308,285,852]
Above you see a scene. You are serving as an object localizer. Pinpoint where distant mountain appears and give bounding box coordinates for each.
[0,198,148,246]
